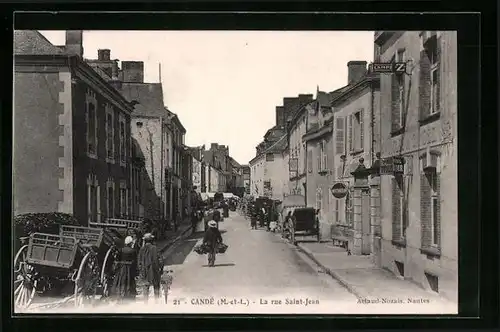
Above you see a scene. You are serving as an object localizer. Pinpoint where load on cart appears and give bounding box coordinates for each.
[13,217,142,310]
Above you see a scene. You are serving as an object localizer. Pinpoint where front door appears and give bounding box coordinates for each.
[361,188,371,255]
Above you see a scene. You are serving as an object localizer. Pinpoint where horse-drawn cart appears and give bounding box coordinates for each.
[14,218,142,310]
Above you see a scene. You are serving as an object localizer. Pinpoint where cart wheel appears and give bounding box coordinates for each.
[100,248,115,298]
[14,245,38,310]
[74,252,99,307]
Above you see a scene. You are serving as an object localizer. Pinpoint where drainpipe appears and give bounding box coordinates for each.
[304,110,309,206]
[371,79,375,164]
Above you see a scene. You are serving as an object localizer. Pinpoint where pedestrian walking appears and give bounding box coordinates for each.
[137,233,163,302]
[110,236,138,302]
[191,209,199,234]
[203,220,223,267]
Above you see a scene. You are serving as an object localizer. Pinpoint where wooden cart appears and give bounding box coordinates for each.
[14,232,101,310]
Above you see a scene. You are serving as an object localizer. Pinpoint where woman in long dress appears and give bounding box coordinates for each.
[110,236,138,302]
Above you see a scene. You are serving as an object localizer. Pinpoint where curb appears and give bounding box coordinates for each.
[159,225,194,253]
[295,243,365,300]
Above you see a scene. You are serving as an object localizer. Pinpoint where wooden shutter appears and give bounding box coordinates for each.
[348,115,353,152]
[359,109,364,151]
[322,141,328,170]
[391,72,400,132]
[420,172,432,248]
[335,117,345,155]
[435,36,442,113]
[419,46,432,120]
[316,148,321,172]
[392,178,401,240]
[435,174,441,246]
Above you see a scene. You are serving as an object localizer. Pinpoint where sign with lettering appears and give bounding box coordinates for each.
[371,62,407,74]
[393,157,405,174]
[289,158,298,172]
[331,182,348,199]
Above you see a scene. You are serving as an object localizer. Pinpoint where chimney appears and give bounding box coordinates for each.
[211,143,218,150]
[347,61,368,85]
[109,60,122,90]
[98,49,111,61]
[121,61,144,83]
[65,30,83,57]
[276,106,285,127]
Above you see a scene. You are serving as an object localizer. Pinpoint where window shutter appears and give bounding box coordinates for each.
[392,178,401,241]
[391,73,400,132]
[435,37,442,112]
[317,149,321,172]
[359,109,364,150]
[335,117,345,155]
[323,141,328,170]
[348,115,353,152]
[420,173,432,248]
[419,48,432,120]
[435,174,441,246]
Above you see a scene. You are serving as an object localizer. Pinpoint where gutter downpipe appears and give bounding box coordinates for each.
[160,116,164,221]
[371,79,375,164]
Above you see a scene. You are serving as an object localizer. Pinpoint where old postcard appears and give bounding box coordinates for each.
[13,29,458,315]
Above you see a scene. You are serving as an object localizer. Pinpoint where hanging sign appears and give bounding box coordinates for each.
[331,182,348,199]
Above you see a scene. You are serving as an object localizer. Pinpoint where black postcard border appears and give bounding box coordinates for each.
[2,4,496,332]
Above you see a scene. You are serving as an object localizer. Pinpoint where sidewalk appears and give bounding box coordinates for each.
[296,241,456,310]
[156,218,194,253]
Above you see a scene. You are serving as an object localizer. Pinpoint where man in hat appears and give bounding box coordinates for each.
[137,233,163,302]
[203,220,223,267]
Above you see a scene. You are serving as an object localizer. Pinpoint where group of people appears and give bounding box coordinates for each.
[109,229,164,303]
[246,203,279,231]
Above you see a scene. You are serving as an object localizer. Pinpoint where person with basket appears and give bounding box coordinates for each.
[137,233,164,302]
[202,220,224,267]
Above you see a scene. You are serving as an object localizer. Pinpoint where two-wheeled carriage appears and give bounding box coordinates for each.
[13,218,143,310]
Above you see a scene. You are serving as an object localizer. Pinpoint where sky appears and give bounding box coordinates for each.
[40,31,374,165]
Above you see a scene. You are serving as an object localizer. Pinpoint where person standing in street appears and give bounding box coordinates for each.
[203,220,223,267]
[191,209,199,234]
[174,210,181,232]
[110,236,138,302]
[137,233,163,302]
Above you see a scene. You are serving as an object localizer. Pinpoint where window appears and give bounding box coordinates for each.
[86,102,97,157]
[392,176,407,241]
[87,174,99,225]
[120,187,127,217]
[119,117,126,165]
[105,107,114,162]
[349,110,364,152]
[136,121,143,128]
[420,167,441,250]
[335,117,345,155]
[397,49,406,127]
[345,189,354,226]
[420,33,441,119]
[266,153,274,162]
[316,188,322,211]
[429,172,439,246]
[107,180,114,218]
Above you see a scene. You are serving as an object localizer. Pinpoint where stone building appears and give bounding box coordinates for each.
[375,31,457,302]
[286,95,314,200]
[330,61,381,256]
[203,143,229,191]
[249,153,265,197]
[241,165,251,195]
[168,110,188,218]
[303,90,336,240]
[14,30,135,225]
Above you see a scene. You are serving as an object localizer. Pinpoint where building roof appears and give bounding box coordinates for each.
[263,134,287,154]
[119,82,166,118]
[166,108,187,134]
[14,30,65,55]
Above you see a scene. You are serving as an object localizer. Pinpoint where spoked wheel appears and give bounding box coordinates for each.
[100,248,115,299]
[74,252,100,308]
[14,245,38,310]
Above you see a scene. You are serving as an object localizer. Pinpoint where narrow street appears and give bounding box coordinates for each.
[160,211,357,314]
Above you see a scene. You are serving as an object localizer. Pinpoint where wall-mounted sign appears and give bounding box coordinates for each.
[331,182,348,199]
[289,158,298,172]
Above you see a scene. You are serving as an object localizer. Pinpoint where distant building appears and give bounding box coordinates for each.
[203,143,229,191]
[241,165,251,195]
[13,30,135,225]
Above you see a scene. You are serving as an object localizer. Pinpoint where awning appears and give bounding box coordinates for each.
[282,194,305,208]
[200,192,216,201]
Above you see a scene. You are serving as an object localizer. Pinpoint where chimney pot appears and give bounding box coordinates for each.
[98,49,111,61]
[65,30,83,57]
[121,61,144,83]
[347,61,368,85]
